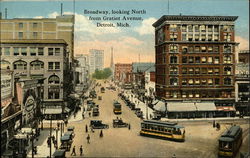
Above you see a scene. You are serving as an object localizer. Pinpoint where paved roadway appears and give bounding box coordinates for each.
[64,81,249,158]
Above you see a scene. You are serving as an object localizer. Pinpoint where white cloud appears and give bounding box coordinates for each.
[48,12,59,18]
[235,36,249,50]
[134,17,157,35]
[33,16,44,19]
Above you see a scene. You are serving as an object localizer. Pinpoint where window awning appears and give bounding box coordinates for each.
[216,106,236,111]
[154,100,166,112]
[44,108,63,114]
[167,102,196,112]
[195,102,217,111]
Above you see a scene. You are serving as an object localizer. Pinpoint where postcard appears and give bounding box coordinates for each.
[0,0,249,158]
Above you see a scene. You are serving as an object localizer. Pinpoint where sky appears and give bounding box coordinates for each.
[1,0,249,67]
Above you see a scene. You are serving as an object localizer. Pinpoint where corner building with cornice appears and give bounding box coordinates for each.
[153,15,238,106]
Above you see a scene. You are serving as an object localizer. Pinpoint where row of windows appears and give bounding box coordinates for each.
[169,24,233,33]
[3,60,61,70]
[168,77,232,86]
[167,33,232,42]
[165,90,232,98]
[166,55,232,64]
[18,22,38,28]
[17,32,39,39]
[162,45,232,54]
[166,66,232,75]
[1,47,61,56]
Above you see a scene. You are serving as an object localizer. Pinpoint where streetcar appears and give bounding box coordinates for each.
[113,101,122,114]
[218,125,242,158]
[140,120,185,142]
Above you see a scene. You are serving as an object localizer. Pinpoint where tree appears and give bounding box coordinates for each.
[92,68,112,79]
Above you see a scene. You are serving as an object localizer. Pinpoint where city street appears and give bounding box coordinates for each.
[56,81,249,158]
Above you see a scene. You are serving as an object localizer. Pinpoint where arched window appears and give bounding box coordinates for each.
[30,60,44,70]
[48,75,60,99]
[13,60,27,70]
[48,75,60,84]
[170,78,178,86]
[224,67,231,75]
[0,60,11,69]
[224,77,231,85]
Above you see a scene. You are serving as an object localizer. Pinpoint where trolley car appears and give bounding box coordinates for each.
[113,101,122,114]
[140,120,185,142]
[218,125,242,158]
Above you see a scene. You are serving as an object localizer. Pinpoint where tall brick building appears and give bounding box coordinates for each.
[153,15,238,103]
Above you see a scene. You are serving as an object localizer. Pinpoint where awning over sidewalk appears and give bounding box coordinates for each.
[44,108,63,114]
[154,100,166,112]
[196,102,217,111]
[167,102,196,112]
[216,106,236,111]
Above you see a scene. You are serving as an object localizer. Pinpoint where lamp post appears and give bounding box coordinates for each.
[31,130,34,158]
[49,115,52,158]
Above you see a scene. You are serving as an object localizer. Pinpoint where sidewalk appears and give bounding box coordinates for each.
[26,129,63,158]
[161,116,250,122]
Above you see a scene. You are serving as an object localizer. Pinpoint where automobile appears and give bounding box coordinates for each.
[92,107,99,116]
[113,118,128,128]
[135,110,143,118]
[64,131,74,140]
[52,149,66,158]
[90,120,109,129]
[101,87,105,93]
[60,135,72,151]
[67,126,74,132]
[98,96,102,100]
[87,99,95,111]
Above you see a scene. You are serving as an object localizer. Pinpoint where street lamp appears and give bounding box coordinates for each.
[31,130,34,158]
[49,115,52,158]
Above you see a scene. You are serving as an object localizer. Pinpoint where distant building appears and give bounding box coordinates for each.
[89,49,104,74]
[75,54,90,92]
[0,39,70,120]
[153,15,238,117]
[235,50,250,116]
[114,63,132,83]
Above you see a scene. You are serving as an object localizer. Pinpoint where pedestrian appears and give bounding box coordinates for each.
[91,126,95,133]
[47,137,51,147]
[87,134,90,144]
[65,120,68,127]
[100,130,103,137]
[128,123,131,130]
[89,112,91,117]
[82,113,85,119]
[52,135,55,142]
[213,120,216,128]
[71,146,76,156]
[85,125,88,132]
[54,140,57,149]
[79,145,83,156]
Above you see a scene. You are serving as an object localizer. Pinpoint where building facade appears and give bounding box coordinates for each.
[153,15,238,104]
[235,50,250,116]
[115,63,132,83]
[0,15,75,60]
[75,54,90,91]
[89,49,104,74]
[0,39,69,119]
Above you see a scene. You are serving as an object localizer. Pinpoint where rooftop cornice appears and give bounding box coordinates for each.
[153,15,238,27]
